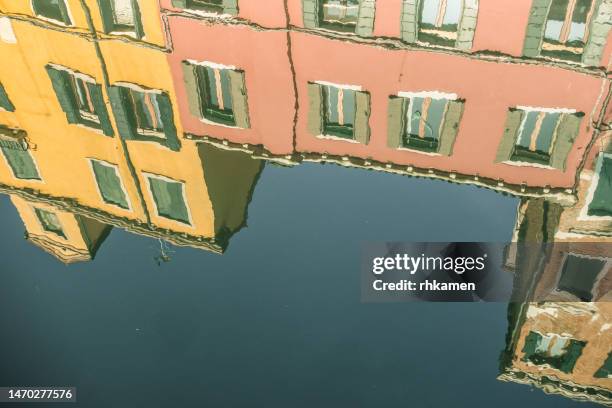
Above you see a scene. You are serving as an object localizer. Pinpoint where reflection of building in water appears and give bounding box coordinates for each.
[499,302,612,406]
[0,1,263,259]
[10,195,112,263]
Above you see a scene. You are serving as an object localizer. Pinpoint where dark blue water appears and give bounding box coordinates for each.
[0,162,597,407]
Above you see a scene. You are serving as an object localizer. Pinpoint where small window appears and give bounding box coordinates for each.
[511,109,562,165]
[125,88,166,138]
[34,207,66,238]
[45,65,114,135]
[90,159,130,209]
[0,145,40,180]
[418,0,463,46]
[322,84,356,139]
[522,331,586,374]
[0,83,15,112]
[595,352,612,378]
[195,65,236,126]
[99,0,144,38]
[556,254,606,301]
[146,174,191,225]
[542,0,594,62]
[32,0,72,25]
[587,154,612,217]
[320,0,360,32]
[403,96,451,153]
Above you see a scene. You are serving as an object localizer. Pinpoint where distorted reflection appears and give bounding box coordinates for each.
[0,0,610,405]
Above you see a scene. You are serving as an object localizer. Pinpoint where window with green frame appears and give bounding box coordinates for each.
[0,83,15,112]
[34,207,66,238]
[90,160,130,209]
[146,175,191,225]
[32,0,72,25]
[418,0,464,47]
[45,65,114,136]
[0,145,40,180]
[587,154,612,217]
[556,254,606,301]
[187,0,224,12]
[196,65,236,126]
[322,84,356,139]
[542,0,594,62]
[319,0,360,32]
[522,331,586,374]
[97,0,144,38]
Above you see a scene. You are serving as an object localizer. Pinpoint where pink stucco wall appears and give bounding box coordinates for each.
[166,15,295,155]
[290,31,606,188]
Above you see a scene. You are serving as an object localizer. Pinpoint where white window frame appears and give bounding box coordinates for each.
[115,82,166,139]
[30,0,74,27]
[314,80,362,142]
[88,158,133,211]
[142,172,193,227]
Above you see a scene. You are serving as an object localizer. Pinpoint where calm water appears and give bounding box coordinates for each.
[0,161,599,407]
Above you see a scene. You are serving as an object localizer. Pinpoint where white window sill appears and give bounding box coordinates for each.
[501,160,555,170]
[199,117,242,129]
[396,146,442,157]
[315,134,360,143]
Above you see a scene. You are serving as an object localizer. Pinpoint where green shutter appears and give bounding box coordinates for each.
[456,0,478,51]
[400,0,419,43]
[559,340,586,374]
[496,109,524,163]
[223,0,239,15]
[182,61,202,119]
[550,113,582,170]
[523,0,552,57]
[303,0,319,28]
[228,70,250,129]
[45,65,79,124]
[595,352,612,378]
[88,83,114,136]
[0,146,40,180]
[156,92,181,152]
[588,155,612,217]
[148,177,190,224]
[354,91,371,144]
[108,86,137,140]
[387,96,406,148]
[356,0,376,37]
[307,83,323,136]
[583,0,612,67]
[438,100,465,156]
[91,160,129,209]
[521,331,542,360]
[172,0,187,7]
[97,0,114,33]
[131,0,145,39]
[0,84,15,112]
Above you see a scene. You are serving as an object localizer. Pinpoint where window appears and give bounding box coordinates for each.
[32,0,72,25]
[307,82,371,144]
[171,0,238,15]
[302,0,375,36]
[418,0,464,46]
[542,0,594,62]
[0,145,40,180]
[45,65,114,136]
[556,254,606,301]
[320,0,360,32]
[107,84,180,151]
[400,0,478,50]
[34,208,66,238]
[496,108,583,170]
[181,61,250,129]
[586,154,612,217]
[522,331,586,373]
[98,0,144,38]
[90,159,130,209]
[0,83,15,112]
[145,174,191,225]
[387,93,464,155]
[595,352,612,378]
